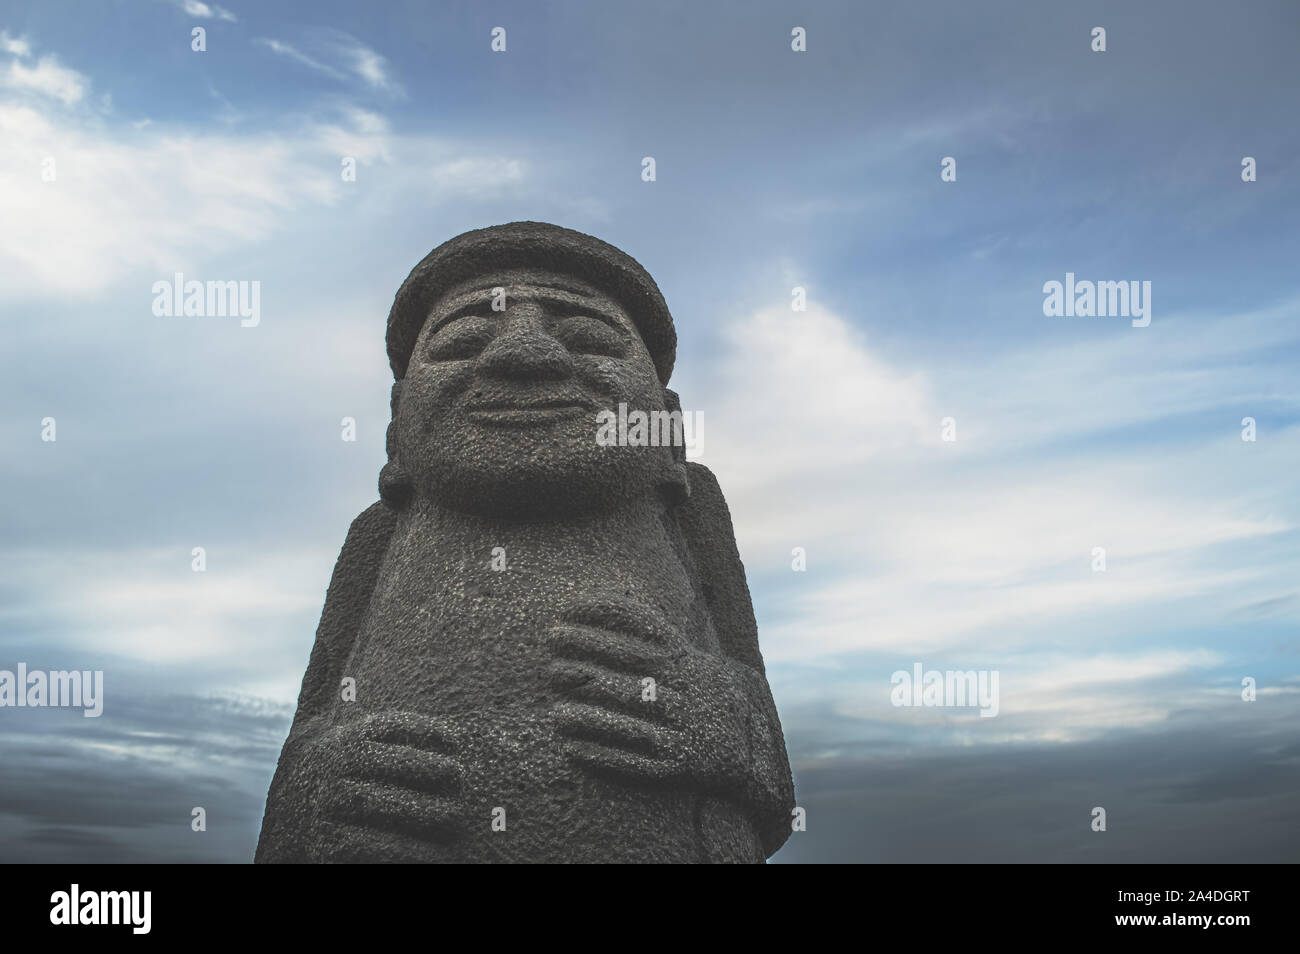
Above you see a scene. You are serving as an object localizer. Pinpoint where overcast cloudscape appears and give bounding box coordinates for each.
[1,0,1298,862]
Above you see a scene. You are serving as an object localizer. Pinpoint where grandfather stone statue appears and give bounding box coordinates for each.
[255,222,794,863]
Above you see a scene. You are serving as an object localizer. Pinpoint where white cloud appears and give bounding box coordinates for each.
[703,302,935,486]
[0,30,30,57]
[252,33,402,95]
[785,649,1234,746]
[0,82,524,299]
[255,37,345,79]
[2,54,87,104]
[346,42,401,94]
[0,103,337,295]
[0,545,328,697]
[309,106,392,162]
[692,297,1299,665]
[181,1,237,22]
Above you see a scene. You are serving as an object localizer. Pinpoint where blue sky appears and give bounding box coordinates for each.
[1,0,1298,862]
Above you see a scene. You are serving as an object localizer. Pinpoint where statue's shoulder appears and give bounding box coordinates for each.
[677,462,764,670]
[680,461,738,539]
[322,499,398,615]
[322,500,400,642]
[292,501,397,723]
[319,500,399,595]
[684,459,721,490]
[341,499,398,556]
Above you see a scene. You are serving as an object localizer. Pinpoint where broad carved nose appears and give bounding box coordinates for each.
[477,313,574,381]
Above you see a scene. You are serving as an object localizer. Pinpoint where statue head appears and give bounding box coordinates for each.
[380,223,689,517]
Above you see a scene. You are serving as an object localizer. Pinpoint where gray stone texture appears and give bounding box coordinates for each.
[256,222,794,863]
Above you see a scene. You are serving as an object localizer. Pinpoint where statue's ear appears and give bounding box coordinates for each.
[385,381,402,457]
[660,387,691,504]
[379,380,413,509]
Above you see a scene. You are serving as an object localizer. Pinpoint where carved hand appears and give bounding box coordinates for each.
[307,710,467,862]
[546,597,774,807]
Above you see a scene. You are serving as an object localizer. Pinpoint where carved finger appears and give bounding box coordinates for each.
[352,710,455,753]
[548,658,677,718]
[551,700,668,757]
[557,598,684,649]
[560,738,673,784]
[335,740,462,795]
[320,778,464,841]
[547,622,667,671]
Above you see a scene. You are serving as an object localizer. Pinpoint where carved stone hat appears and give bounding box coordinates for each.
[386,221,677,385]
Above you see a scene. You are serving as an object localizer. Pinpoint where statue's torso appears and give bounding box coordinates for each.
[338,497,761,862]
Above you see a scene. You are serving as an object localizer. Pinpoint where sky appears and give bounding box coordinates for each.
[1,0,1298,863]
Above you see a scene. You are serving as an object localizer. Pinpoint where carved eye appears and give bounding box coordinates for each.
[428,317,494,361]
[553,315,626,357]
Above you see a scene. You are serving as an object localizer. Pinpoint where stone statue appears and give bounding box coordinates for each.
[255,222,794,863]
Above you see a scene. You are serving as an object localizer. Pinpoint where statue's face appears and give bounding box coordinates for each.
[396,267,677,516]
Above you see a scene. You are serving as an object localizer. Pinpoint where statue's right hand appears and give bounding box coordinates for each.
[309,710,466,862]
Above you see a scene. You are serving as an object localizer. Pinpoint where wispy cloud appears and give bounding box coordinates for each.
[178,0,238,22]
[253,32,403,96]
[1,53,87,105]
[692,296,1299,667]
[255,37,345,80]
[0,30,30,57]
[345,41,400,94]
[0,44,520,299]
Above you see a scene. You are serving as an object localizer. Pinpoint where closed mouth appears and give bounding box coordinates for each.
[464,400,592,426]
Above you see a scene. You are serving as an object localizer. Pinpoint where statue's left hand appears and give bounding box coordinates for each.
[545,597,756,798]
